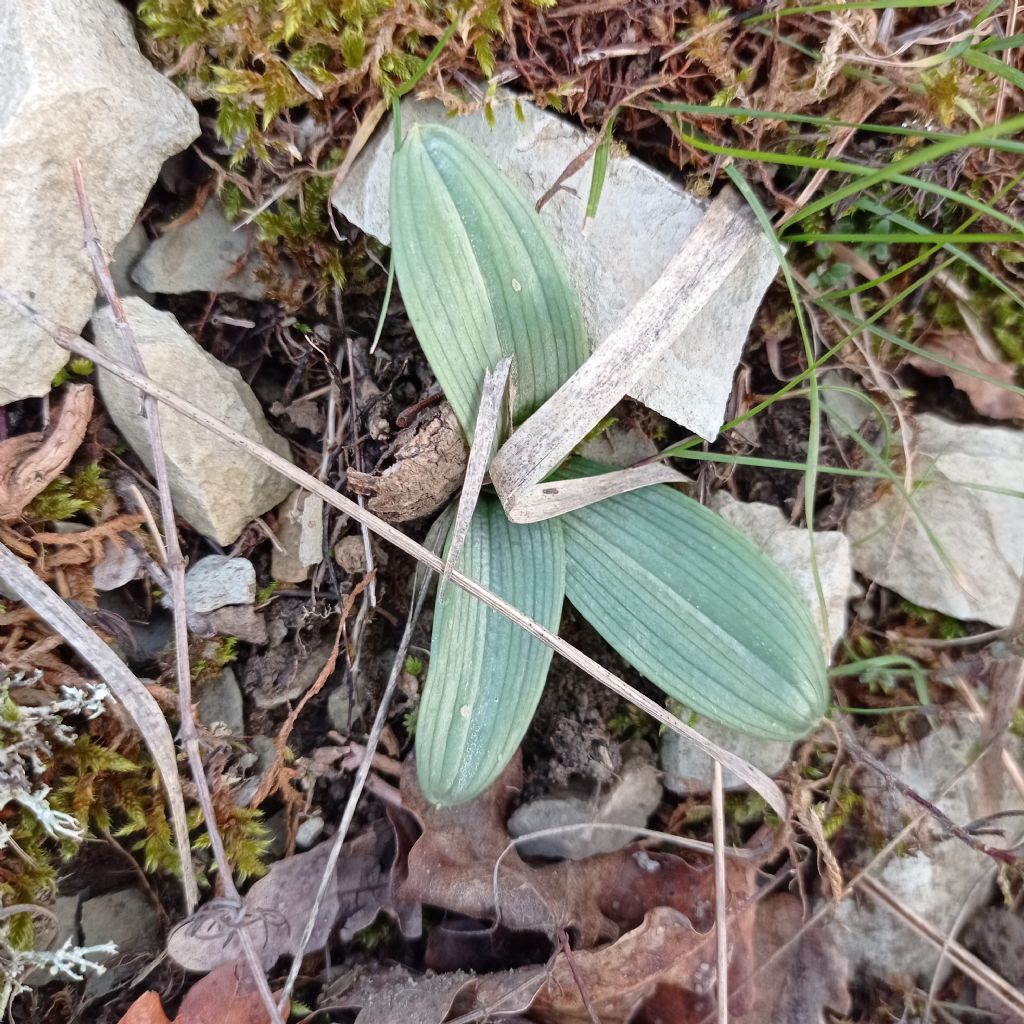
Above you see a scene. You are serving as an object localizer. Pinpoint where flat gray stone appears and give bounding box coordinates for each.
[109,221,154,303]
[0,0,198,403]
[834,722,1024,983]
[271,489,325,583]
[197,666,244,736]
[661,714,793,795]
[80,887,160,996]
[508,754,661,860]
[91,298,295,544]
[24,894,81,987]
[711,492,852,653]
[92,538,142,592]
[296,816,324,849]
[846,414,1024,626]
[133,201,265,300]
[182,555,256,614]
[332,94,778,440]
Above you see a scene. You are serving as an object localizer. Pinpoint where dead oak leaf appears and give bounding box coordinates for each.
[116,961,286,1024]
[168,821,418,974]
[909,334,1024,421]
[734,893,851,1024]
[394,754,758,953]
[532,905,754,1024]
[0,383,93,520]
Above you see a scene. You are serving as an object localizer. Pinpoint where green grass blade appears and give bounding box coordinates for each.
[653,102,1024,154]
[416,495,565,805]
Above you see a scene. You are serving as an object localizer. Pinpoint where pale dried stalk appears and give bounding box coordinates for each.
[0,292,788,819]
[442,356,511,593]
[0,542,197,910]
[859,875,1024,1019]
[277,514,443,1009]
[72,164,283,1024]
[711,760,728,1024]
[489,189,771,523]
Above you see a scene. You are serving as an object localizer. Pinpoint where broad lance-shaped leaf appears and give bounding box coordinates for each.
[417,494,565,805]
[561,470,828,741]
[390,123,588,438]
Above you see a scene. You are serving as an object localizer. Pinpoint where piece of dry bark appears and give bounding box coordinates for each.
[0,383,93,519]
[347,402,468,523]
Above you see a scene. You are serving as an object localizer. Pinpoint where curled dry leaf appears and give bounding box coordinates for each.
[329,963,540,1024]
[531,905,754,1024]
[734,894,851,1023]
[346,402,468,523]
[908,334,1024,421]
[393,754,757,950]
[168,822,418,973]
[0,382,93,519]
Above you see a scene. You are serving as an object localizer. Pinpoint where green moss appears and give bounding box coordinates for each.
[26,463,106,522]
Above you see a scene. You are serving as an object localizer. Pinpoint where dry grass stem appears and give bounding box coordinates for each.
[0,292,788,817]
[72,162,284,1024]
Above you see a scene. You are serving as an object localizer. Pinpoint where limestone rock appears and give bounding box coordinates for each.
[846,414,1024,626]
[661,714,793,795]
[0,0,198,403]
[182,555,256,615]
[271,489,325,583]
[711,492,853,653]
[834,722,1024,982]
[332,95,778,440]
[91,298,294,544]
[507,752,661,860]
[197,667,245,736]
[80,887,160,996]
[133,201,266,300]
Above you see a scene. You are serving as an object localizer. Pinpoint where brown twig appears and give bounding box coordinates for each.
[841,723,1020,866]
[71,162,285,1024]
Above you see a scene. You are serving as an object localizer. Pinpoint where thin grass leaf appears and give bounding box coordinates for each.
[672,123,1024,234]
[416,495,565,805]
[584,112,616,230]
[743,0,947,22]
[653,101,1024,155]
[964,48,1024,90]
[726,164,830,646]
[390,124,588,437]
[560,464,829,741]
[854,189,1024,314]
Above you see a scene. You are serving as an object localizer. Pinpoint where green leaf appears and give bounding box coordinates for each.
[560,464,828,740]
[416,495,565,805]
[389,124,588,438]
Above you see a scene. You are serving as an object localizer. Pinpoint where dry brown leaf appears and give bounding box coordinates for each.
[117,962,285,1024]
[395,754,757,952]
[116,991,172,1024]
[168,822,417,973]
[531,903,754,1024]
[909,334,1024,420]
[330,963,539,1024]
[734,894,851,1024]
[0,383,93,519]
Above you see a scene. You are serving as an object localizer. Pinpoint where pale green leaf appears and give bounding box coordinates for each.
[416,495,565,805]
[561,465,828,740]
[389,124,588,437]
